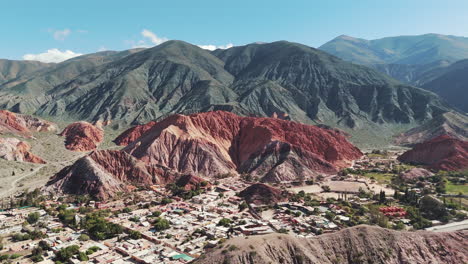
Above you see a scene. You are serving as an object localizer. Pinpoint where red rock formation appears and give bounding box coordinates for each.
[0,110,57,138]
[46,150,180,200]
[175,174,210,191]
[122,111,362,183]
[398,135,468,171]
[114,121,157,146]
[59,121,104,151]
[239,183,289,205]
[0,137,46,164]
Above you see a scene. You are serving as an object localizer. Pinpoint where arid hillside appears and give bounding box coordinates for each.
[194,225,468,264]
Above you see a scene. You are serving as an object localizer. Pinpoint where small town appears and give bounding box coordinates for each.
[0,151,466,264]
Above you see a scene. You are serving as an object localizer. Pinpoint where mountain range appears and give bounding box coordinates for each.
[319,34,468,66]
[422,59,468,112]
[0,40,456,147]
[320,34,468,113]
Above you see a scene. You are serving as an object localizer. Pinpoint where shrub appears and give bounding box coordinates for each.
[78,234,90,241]
[217,218,231,227]
[27,212,40,224]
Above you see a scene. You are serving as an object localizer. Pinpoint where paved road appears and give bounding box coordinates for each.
[426,219,468,232]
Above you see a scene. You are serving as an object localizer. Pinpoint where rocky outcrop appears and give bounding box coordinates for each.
[399,168,434,182]
[114,121,157,146]
[59,121,104,151]
[193,225,468,264]
[0,110,57,138]
[398,135,468,171]
[394,111,468,146]
[0,137,46,164]
[238,183,288,205]
[122,111,363,183]
[175,174,210,191]
[46,150,180,200]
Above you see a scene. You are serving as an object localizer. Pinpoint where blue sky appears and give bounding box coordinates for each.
[2,0,468,62]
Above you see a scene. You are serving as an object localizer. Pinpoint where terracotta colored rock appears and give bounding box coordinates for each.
[398,135,468,171]
[239,183,289,205]
[122,111,363,183]
[59,121,104,151]
[0,110,57,138]
[114,121,157,146]
[46,150,180,200]
[0,137,46,164]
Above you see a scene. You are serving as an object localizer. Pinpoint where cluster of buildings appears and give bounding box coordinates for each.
[379,206,407,217]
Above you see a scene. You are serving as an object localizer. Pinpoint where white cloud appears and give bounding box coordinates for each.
[127,40,151,48]
[141,29,168,45]
[197,43,234,51]
[23,49,82,63]
[52,29,71,41]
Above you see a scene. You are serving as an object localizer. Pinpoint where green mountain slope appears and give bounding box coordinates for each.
[0,49,144,113]
[422,59,468,112]
[0,59,51,85]
[0,40,455,147]
[320,34,468,65]
[319,34,468,88]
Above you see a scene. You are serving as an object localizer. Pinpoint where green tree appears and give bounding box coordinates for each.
[217,218,232,227]
[419,196,448,221]
[78,251,89,261]
[368,206,389,228]
[153,217,171,231]
[56,245,80,262]
[379,190,386,204]
[27,212,40,225]
[129,230,142,239]
[78,234,90,241]
[161,197,173,205]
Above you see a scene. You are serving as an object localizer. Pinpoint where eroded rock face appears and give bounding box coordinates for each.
[46,150,180,200]
[398,135,468,171]
[193,225,468,264]
[394,112,468,146]
[0,137,46,164]
[122,111,363,183]
[239,183,288,205]
[175,174,210,191]
[59,121,104,151]
[114,121,157,146]
[0,110,57,138]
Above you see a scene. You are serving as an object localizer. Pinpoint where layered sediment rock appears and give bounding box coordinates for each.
[59,121,104,151]
[122,111,363,183]
[398,135,468,171]
[0,110,57,138]
[114,121,157,146]
[0,137,46,164]
[46,150,180,200]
